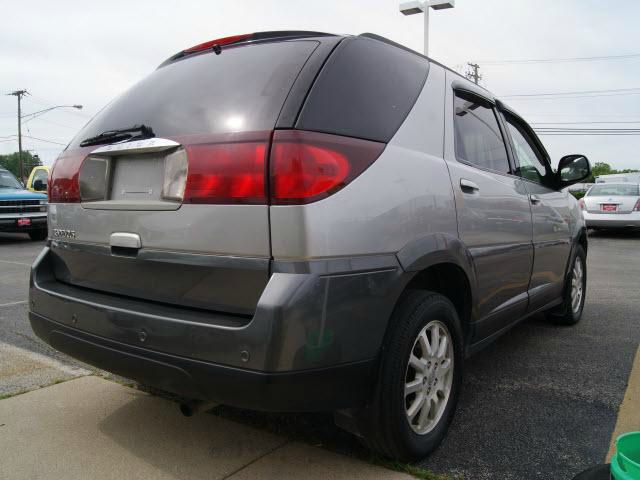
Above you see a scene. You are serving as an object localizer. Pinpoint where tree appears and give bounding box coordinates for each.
[590,162,612,178]
[586,162,640,183]
[0,151,41,180]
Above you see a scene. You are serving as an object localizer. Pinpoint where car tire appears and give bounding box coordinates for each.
[360,290,463,461]
[28,229,47,241]
[547,245,587,325]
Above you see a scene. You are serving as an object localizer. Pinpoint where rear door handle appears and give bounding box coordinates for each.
[460,178,480,193]
[530,194,541,205]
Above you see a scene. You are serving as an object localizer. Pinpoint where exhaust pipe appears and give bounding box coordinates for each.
[179,400,216,417]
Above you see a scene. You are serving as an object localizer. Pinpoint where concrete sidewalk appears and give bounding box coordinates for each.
[0,376,412,480]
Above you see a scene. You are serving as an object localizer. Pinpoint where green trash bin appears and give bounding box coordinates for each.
[611,432,640,480]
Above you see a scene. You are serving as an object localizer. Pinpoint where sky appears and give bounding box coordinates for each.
[1,0,640,170]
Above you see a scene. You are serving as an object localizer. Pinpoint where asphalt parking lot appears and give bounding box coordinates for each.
[1,230,639,479]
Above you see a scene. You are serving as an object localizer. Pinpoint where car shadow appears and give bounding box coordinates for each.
[0,232,33,244]
[588,228,640,239]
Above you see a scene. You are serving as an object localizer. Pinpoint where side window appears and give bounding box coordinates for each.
[453,91,511,174]
[503,114,551,185]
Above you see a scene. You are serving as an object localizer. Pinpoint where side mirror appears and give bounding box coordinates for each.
[557,154,591,188]
[33,179,46,191]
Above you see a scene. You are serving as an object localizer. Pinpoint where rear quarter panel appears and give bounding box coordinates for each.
[269,63,457,259]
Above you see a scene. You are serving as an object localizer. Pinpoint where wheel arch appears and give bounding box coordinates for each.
[393,234,477,346]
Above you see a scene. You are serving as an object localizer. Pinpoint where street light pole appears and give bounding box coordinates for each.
[4,95,83,182]
[399,0,455,56]
[423,5,430,57]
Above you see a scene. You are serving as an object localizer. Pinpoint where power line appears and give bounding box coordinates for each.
[22,116,82,130]
[481,52,640,65]
[21,135,67,146]
[504,92,640,101]
[531,120,640,125]
[533,125,640,136]
[0,134,68,146]
[536,132,640,136]
[502,87,640,98]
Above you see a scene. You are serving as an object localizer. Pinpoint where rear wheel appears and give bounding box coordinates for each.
[28,229,47,241]
[548,245,586,325]
[360,291,463,461]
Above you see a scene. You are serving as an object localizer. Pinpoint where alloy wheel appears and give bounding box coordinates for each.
[404,320,454,435]
[571,256,585,315]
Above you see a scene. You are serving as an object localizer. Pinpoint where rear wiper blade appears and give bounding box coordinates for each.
[79,124,155,148]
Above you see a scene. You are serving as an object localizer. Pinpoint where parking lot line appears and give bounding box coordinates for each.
[0,259,31,267]
[0,300,27,308]
[607,345,640,461]
[1,342,91,377]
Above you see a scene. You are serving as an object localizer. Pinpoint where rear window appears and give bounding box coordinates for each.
[297,37,429,143]
[69,41,318,148]
[588,184,639,196]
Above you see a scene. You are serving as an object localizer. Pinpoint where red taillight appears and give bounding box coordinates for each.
[270,130,385,205]
[184,34,252,53]
[634,199,640,211]
[49,152,83,203]
[579,198,586,210]
[182,140,267,204]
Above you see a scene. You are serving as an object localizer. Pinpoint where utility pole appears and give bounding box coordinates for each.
[8,89,28,182]
[466,62,482,85]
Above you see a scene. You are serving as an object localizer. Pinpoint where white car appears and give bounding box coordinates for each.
[581,183,640,229]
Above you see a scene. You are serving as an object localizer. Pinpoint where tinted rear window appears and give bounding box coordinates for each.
[588,184,639,196]
[70,41,318,148]
[297,37,429,142]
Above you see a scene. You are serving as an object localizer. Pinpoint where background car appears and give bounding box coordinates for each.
[26,166,50,194]
[581,183,640,230]
[0,168,48,240]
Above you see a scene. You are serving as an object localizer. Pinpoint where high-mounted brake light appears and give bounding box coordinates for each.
[270,131,385,205]
[633,198,640,212]
[184,34,252,53]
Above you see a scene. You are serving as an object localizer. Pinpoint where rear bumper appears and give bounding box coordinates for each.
[583,211,640,228]
[29,312,375,411]
[29,246,406,411]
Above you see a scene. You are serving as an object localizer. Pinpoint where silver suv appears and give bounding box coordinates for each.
[29,31,591,460]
